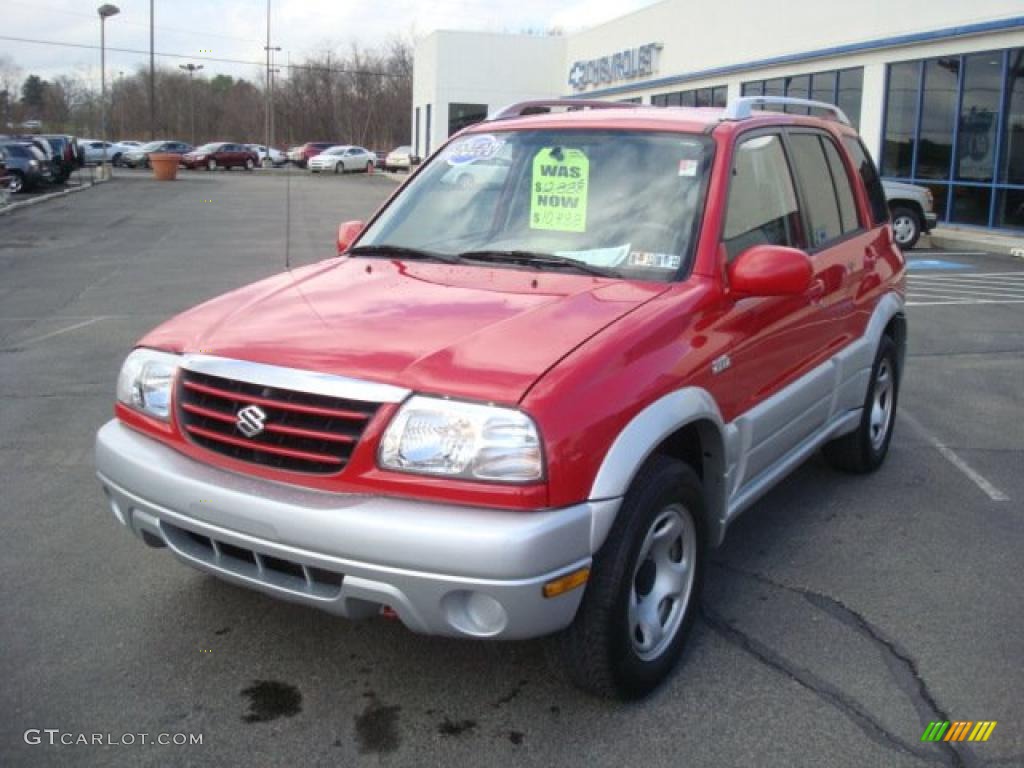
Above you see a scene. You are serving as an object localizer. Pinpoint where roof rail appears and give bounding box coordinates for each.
[722,96,851,125]
[488,99,639,121]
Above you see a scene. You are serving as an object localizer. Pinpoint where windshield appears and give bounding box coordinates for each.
[326,146,350,155]
[140,141,163,151]
[358,130,714,281]
[195,143,221,153]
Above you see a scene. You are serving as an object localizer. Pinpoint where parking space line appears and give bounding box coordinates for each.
[900,412,1009,502]
[911,251,988,257]
[908,299,1024,306]
[909,286,1024,299]
[16,316,108,346]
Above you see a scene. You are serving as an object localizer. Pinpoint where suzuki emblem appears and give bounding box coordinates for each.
[235,404,267,437]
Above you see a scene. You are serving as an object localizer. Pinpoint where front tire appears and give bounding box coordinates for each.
[549,456,705,699]
[823,335,900,473]
[333,162,342,174]
[890,205,921,249]
[206,158,217,172]
[9,171,25,193]
[245,158,254,170]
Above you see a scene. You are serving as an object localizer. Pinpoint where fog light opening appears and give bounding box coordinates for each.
[542,567,590,599]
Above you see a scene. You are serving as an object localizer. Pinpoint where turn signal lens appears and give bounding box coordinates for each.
[542,567,591,599]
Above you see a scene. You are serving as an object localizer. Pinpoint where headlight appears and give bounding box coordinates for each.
[29,160,39,169]
[379,396,544,482]
[116,348,180,421]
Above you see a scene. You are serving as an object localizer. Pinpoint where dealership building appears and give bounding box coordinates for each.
[412,1,1024,232]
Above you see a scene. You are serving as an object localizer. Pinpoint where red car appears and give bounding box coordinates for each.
[96,96,905,699]
[181,142,258,171]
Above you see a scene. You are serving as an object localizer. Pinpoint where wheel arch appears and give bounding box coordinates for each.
[888,198,924,221]
[589,387,728,550]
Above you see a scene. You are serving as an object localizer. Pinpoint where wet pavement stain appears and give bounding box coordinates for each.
[438,717,477,737]
[354,700,401,754]
[240,680,302,723]
[508,730,525,745]
[214,626,231,635]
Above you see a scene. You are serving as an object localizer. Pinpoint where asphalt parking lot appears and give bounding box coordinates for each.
[1,171,1022,768]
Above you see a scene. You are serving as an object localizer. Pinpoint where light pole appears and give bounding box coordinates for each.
[149,0,155,140]
[179,63,203,146]
[98,3,120,178]
[263,0,280,167]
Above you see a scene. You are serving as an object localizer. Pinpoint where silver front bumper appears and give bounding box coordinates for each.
[95,420,615,639]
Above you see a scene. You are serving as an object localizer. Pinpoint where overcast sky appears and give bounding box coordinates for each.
[3,0,656,88]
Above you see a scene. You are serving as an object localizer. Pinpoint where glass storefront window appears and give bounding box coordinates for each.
[881,47,1024,229]
[917,58,958,179]
[956,53,1002,182]
[741,67,862,127]
[837,68,863,128]
[448,103,488,137]
[996,188,1024,229]
[950,185,992,225]
[999,49,1024,184]
[651,85,725,109]
[882,61,920,178]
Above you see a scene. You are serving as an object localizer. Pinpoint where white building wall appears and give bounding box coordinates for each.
[412,31,566,153]
[413,1,1024,168]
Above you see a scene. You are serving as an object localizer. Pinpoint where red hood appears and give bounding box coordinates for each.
[139,258,668,403]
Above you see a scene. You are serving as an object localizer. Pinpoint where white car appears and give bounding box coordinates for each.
[384,145,419,171]
[307,145,377,174]
[246,144,287,167]
[78,139,139,166]
[440,157,512,189]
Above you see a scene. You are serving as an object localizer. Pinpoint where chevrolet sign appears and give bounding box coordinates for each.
[568,43,663,91]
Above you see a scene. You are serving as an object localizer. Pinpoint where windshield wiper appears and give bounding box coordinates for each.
[348,244,463,265]
[458,249,620,278]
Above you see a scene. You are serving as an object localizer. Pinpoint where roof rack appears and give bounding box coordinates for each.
[488,99,639,121]
[722,96,851,125]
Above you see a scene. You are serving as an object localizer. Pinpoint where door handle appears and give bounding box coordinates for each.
[864,245,880,268]
[807,278,826,303]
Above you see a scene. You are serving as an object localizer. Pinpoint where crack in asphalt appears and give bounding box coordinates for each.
[704,561,977,768]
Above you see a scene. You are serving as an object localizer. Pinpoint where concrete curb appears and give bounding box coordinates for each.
[929,226,1024,258]
[0,178,106,216]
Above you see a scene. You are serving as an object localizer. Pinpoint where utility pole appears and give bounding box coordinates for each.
[98,4,120,178]
[178,63,203,146]
[149,0,155,139]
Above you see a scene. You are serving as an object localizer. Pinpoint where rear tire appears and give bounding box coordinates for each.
[823,335,900,473]
[890,205,921,250]
[549,456,705,699]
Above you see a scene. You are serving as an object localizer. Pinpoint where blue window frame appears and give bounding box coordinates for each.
[881,47,1024,230]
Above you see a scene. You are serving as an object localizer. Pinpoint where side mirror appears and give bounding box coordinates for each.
[336,220,365,255]
[728,244,813,297]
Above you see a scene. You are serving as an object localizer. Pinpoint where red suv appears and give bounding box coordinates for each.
[181,142,259,171]
[96,97,905,699]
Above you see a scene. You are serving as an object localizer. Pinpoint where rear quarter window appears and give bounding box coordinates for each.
[842,136,889,226]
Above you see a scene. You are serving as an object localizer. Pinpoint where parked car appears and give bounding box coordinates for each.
[181,142,259,171]
[286,145,304,165]
[38,134,80,180]
[440,156,512,188]
[78,140,120,165]
[0,141,51,192]
[95,96,906,700]
[308,145,377,174]
[882,180,937,249]
[121,140,192,169]
[246,144,287,167]
[383,145,419,172]
[294,142,336,168]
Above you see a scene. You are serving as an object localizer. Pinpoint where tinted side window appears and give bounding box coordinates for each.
[842,136,889,225]
[723,134,805,261]
[788,134,843,248]
[821,137,860,232]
